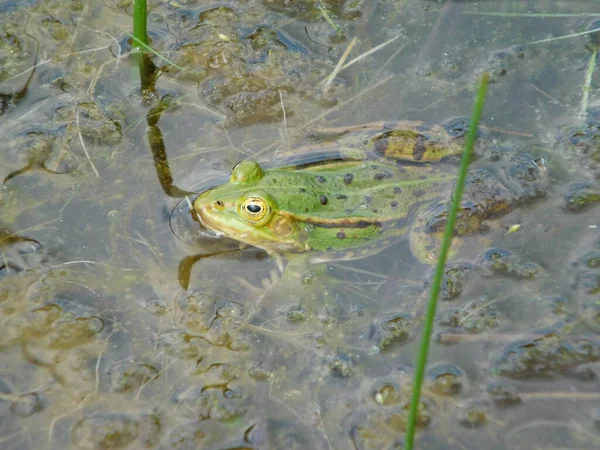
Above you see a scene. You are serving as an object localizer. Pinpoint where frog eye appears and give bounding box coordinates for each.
[241,196,270,224]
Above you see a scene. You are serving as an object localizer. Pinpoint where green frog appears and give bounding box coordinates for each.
[192,121,470,271]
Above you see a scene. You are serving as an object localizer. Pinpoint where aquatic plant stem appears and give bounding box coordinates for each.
[527,27,600,45]
[132,0,158,92]
[133,0,147,48]
[404,72,489,450]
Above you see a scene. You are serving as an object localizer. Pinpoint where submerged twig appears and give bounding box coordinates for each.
[48,404,84,441]
[481,126,534,137]
[4,60,50,83]
[464,11,600,18]
[581,50,597,118]
[522,392,600,400]
[340,35,401,74]
[371,41,408,82]
[75,110,100,178]
[184,196,193,211]
[278,90,289,152]
[0,393,36,403]
[255,74,394,159]
[0,430,23,444]
[324,37,358,90]
[320,35,401,88]
[135,358,176,400]
[527,27,600,45]
[530,83,562,105]
[0,218,61,244]
[67,0,88,54]
[2,253,10,275]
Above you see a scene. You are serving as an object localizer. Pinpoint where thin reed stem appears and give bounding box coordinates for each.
[404,72,489,450]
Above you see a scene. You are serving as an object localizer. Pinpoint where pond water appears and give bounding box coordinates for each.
[1,0,600,449]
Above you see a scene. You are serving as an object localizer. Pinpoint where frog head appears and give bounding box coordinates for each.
[193,161,308,254]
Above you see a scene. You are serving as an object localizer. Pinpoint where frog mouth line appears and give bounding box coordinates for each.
[194,213,226,237]
[196,211,303,253]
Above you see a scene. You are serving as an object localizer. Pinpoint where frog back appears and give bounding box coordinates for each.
[263,160,455,255]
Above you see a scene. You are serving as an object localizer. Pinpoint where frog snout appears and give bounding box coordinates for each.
[195,203,214,219]
[192,201,210,221]
[193,200,226,225]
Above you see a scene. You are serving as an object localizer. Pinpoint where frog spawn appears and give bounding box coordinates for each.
[2,100,122,183]
[262,0,365,21]
[0,280,111,445]
[410,153,548,262]
[0,230,44,279]
[71,413,161,449]
[557,105,600,202]
[347,364,470,449]
[568,233,600,332]
[493,332,600,379]
[165,6,335,126]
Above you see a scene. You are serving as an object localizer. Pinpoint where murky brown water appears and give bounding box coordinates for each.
[2,0,600,449]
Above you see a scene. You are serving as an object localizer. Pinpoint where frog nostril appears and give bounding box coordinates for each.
[215,200,224,209]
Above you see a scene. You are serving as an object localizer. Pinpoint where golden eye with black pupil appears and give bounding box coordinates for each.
[241,197,270,224]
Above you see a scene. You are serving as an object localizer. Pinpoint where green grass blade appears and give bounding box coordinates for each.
[127,33,187,71]
[133,0,147,48]
[404,72,489,450]
[317,1,343,35]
